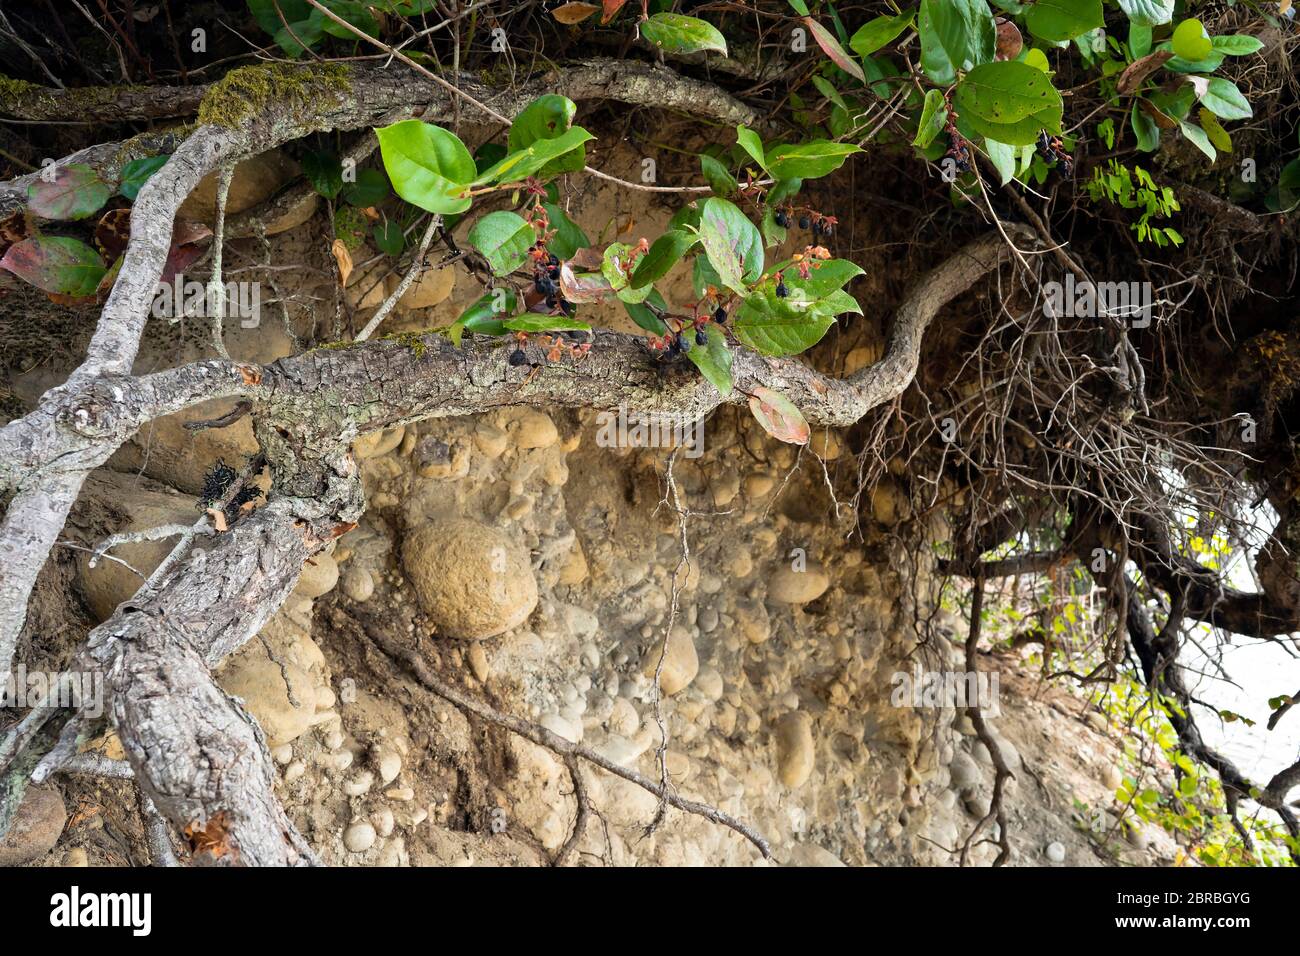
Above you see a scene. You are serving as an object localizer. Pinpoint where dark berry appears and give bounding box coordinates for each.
[508,349,527,366]
[548,265,561,280]
[774,209,789,228]
[811,221,822,238]
[560,300,575,316]
[821,223,833,238]
[548,253,559,266]
[677,332,691,353]
[713,306,727,324]
[546,294,558,308]
[695,329,708,346]
[775,281,788,298]
[798,215,810,229]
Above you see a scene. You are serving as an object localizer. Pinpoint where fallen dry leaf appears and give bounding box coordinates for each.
[331,238,354,286]
[552,2,599,24]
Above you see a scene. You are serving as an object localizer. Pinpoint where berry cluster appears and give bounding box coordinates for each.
[773,206,837,239]
[509,330,590,367]
[198,459,262,520]
[646,301,728,357]
[1035,131,1074,180]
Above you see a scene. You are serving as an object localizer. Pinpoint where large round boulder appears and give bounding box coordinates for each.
[402,518,538,639]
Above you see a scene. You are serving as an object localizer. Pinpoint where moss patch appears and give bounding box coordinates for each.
[197,63,351,128]
[0,74,53,115]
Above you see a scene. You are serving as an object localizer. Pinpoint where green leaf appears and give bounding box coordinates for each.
[734,290,835,356]
[698,197,763,294]
[468,211,535,276]
[503,314,591,333]
[918,0,957,84]
[769,257,864,300]
[700,154,738,196]
[984,138,1017,184]
[686,322,734,397]
[640,12,727,55]
[0,236,106,296]
[765,141,861,180]
[376,119,476,214]
[624,290,670,335]
[342,167,391,206]
[953,61,1064,145]
[914,89,948,148]
[373,220,405,256]
[804,17,865,83]
[1197,77,1252,121]
[928,0,996,72]
[118,156,169,201]
[1178,119,1216,163]
[448,289,516,344]
[1171,19,1211,61]
[1116,0,1173,27]
[302,150,343,200]
[1212,35,1264,56]
[542,202,588,259]
[735,125,767,172]
[630,229,698,287]
[849,12,914,58]
[1025,0,1102,43]
[767,178,802,205]
[474,127,594,184]
[1129,23,1152,58]
[507,94,586,177]
[26,164,110,220]
[1024,47,1051,72]
[272,17,323,58]
[247,0,311,36]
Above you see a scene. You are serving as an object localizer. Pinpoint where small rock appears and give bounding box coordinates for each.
[376,749,402,785]
[344,821,377,853]
[607,697,640,737]
[1045,841,1066,863]
[768,562,830,604]
[342,568,374,603]
[474,422,509,458]
[0,787,66,866]
[294,551,338,598]
[949,751,981,790]
[511,410,557,449]
[775,712,815,788]
[641,625,699,696]
[734,599,771,644]
[466,643,489,682]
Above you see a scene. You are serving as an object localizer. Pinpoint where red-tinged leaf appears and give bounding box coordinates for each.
[601,0,630,23]
[95,207,131,262]
[804,17,865,84]
[1118,51,1174,96]
[569,246,606,270]
[95,255,123,300]
[0,236,106,296]
[558,261,616,303]
[26,163,111,221]
[748,386,810,445]
[162,220,213,282]
[0,210,28,257]
[552,1,599,24]
[995,18,1023,61]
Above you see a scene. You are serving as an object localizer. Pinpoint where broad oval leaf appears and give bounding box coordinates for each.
[1117,0,1173,27]
[748,386,810,445]
[699,197,763,295]
[1197,77,1252,121]
[913,89,948,148]
[699,154,738,196]
[0,235,106,296]
[118,156,169,201]
[474,127,594,184]
[734,291,836,356]
[765,141,862,180]
[687,322,734,397]
[468,211,536,276]
[630,229,698,287]
[1211,35,1264,56]
[543,201,589,259]
[376,120,476,214]
[640,12,727,56]
[953,60,1064,146]
[1025,0,1103,43]
[735,125,767,172]
[928,0,996,73]
[849,13,914,58]
[1171,18,1212,61]
[27,164,110,221]
[507,94,586,176]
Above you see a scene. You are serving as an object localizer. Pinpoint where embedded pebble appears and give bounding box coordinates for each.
[344,821,377,853]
